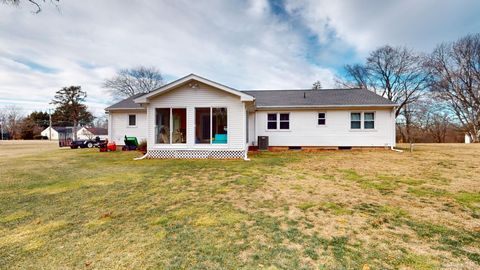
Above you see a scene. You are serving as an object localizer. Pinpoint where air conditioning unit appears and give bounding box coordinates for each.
[258,136,269,150]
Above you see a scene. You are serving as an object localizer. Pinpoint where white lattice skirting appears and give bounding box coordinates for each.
[145,149,247,159]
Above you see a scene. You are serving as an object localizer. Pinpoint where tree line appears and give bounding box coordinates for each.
[332,33,480,143]
[0,67,163,140]
[0,86,101,140]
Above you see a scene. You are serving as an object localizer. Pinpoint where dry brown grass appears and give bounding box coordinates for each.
[223,144,480,269]
[0,140,59,158]
[0,142,479,269]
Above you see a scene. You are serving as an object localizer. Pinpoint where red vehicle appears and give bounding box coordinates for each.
[99,140,117,152]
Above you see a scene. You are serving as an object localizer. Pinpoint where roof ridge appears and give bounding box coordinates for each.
[242,88,364,92]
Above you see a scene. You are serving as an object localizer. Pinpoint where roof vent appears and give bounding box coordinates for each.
[189,82,199,88]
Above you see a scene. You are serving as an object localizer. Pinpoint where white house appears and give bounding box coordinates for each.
[105,74,398,159]
[41,126,107,141]
[41,126,60,140]
[77,127,108,140]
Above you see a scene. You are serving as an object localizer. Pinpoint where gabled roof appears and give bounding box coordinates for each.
[105,93,146,111]
[242,88,397,108]
[134,74,255,103]
[83,127,108,135]
[104,74,397,110]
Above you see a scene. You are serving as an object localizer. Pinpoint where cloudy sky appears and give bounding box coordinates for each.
[1,0,479,116]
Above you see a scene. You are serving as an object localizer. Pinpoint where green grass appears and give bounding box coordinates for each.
[1,142,479,269]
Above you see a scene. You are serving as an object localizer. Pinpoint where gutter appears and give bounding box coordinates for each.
[256,104,398,109]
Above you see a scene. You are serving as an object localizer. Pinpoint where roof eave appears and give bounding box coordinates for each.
[255,104,398,109]
[134,74,255,103]
[105,107,146,112]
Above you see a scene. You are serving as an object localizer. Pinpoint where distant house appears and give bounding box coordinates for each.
[77,127,108,140]
[41,126,75,140]
[40,126,76,147]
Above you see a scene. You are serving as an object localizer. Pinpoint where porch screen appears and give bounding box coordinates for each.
[172,109,187,143]
[195,107,228,144]
[195,108,211,144]
[155,108,187,144]
[212,108,227,144]
[156,108,170,144]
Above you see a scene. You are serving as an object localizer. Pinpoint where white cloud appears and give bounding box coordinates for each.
[0,0,337,116]
[285,0,480,55]
[0,0,478,117]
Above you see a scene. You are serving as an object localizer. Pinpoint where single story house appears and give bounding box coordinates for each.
[41,126,107,141]
[41,126,72,140]
[105,74,397,159]
[77,127,108,140]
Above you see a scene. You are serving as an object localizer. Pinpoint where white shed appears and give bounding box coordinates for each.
[40,126,59,140]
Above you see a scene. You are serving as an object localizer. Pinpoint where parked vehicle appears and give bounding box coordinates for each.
[70,137,105,149]
[122,136,138,151]
[99,140,117,152]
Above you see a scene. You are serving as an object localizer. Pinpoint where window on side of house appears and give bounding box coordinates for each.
[128,114,136,126]
[350,113,361,129]
[318,112,326,125]
[267,113,277,130]
[364,112,375,129]
[279,113,290,130]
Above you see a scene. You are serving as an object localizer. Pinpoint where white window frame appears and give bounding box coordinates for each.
[349,111,376,131]
[155,107,187,145]
[194,107,229,145]
[363,112,375,130]
[128,114,136,127]
[266,112,290,131]
[317,112,327,126]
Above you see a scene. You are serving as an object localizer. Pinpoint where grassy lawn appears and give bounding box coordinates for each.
[1,142,479,269]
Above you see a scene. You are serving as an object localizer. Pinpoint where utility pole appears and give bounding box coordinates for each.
[47,108,52,141]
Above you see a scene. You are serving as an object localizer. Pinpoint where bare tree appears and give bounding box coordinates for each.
[341,46,430,116]
[426,34,480,142]
[414,99,452,143]
[93,115,108,129]
[103,66,165,99]
[1,105,24,139]
[338,45,430,142]
[312,81,322,90]
[2,0,59,13]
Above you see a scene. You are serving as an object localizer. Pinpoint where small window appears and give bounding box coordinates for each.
[128,115,136,126]
[279,113,289,129]
[364,112,375,129]
[267,113,277,130]
[351,113,361,129]
[318,112,326,125]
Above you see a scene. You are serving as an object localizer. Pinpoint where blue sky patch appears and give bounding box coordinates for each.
[14,58,59,74]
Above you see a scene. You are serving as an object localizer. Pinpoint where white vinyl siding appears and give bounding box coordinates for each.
[108,110,147,145]
[253,109,394,147]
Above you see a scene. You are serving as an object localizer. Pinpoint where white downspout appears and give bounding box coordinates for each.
[244,143,250,161]
[134,152,149,160]
[390,106,403,152]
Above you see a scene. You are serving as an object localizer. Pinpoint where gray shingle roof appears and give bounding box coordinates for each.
[105,93,147,110]
[105,88,397,110]
[242,88,397,107]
